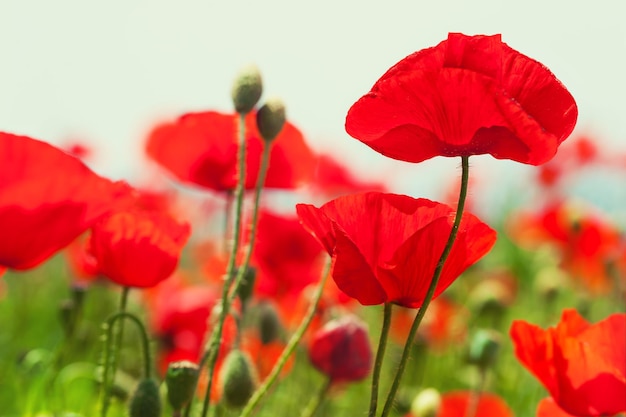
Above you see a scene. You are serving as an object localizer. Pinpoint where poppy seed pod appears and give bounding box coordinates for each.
[231,64,263,114]
[219,349,258,408]
[256,97,286,142]
[165,360,199,411]
[128,379,161,417]
[308,315,373,383]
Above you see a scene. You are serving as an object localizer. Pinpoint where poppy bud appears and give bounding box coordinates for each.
[231,64,263,114]
[257,302,282,345]
[410,388,441,417]
[235,266,257,305]
[219,349,258,408]
[256,97,286,142]
[128,379,161,417]
[467,329,502,370]
[308,315,373,384]
[165,361,199,411]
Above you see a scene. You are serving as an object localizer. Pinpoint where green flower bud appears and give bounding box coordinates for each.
[165,361,199,411]
[235,266,257,305]
[257,302,282,345]
[231,64,263,114]
[219,349,258,408]
[256,97,286,142]
[410,388,441,417]
[128,379,161,417]
[467,329,502,370]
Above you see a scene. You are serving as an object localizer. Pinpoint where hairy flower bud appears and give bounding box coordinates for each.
[256,97,286,142]
[231,64,263,114]
[165,361,199,411]
[219,349,258,408]
[128,379,161,417]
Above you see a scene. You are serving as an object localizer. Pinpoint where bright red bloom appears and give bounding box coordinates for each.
[146,110,316,192]
[310,153,387,198]
[437,391,514,417]
[510,309,626,416]
[297,192,496,307]
[308,315,372,384]
[346,33,577,165]
[0,132,127,270]
[89,208,191,288]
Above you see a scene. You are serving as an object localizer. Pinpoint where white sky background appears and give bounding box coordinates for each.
[1,0,625,217]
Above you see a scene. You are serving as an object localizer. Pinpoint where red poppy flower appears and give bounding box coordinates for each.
[508,201,622,294]
[146,110,316,192]
[536,397,579,417]
[309,153,387,198]
[510,309,626,416]
[308,315,372,384]
[89,208,191,288]
[296,192,496,307]
[437,391,514,417]
[346,33,577,165]
[0,132,127,270]
[251,210,327,310]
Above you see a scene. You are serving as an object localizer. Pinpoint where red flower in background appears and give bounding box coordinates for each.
[297,192,496,307]
[346,33,577,165]
[508,201,623,294]
[309,154,387,198]
[252,210,327,311]
[146,110,316,192]
[437,391,514,417]
[536,397,580,417]
[510,309,626,416]
[0,132,127,270]
[89,207,190,288]
[308,315,372,384]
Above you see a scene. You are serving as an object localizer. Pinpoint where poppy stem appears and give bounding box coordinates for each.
[380,155,470,417]
[300,377,332,417]
[227,140,273,308]
[103,311,153,380]
[100,286,130,417]
[238,259,332,417]
[368,303,393,417]
[223,190,234,255]
[200,112,248,417]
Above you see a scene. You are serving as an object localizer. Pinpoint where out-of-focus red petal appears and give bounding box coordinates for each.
[536,397,577,417]
[438,391,514,417]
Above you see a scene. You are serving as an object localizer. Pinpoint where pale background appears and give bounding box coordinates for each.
[1,0,624,218]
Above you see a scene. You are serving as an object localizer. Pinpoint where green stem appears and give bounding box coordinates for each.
[238,260,332,417]
[100,286,130,417]
[300,378,332,417]
[223,190,234,255]
[104,312,153,379]
[227,141,272,307]
[200,112,248,417]
[465,367,487,417]
[368,303,393,417]
[380,155,470,417]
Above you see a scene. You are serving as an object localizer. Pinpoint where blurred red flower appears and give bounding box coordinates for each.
[510,309,626,416]
[508,201,623,294]
[89,208,191,288]
[536,397,579,417]
[346,33,577,165]
[252,210,326,311]
[309,153,387,198]
[146,110,316,192]
[437,391,514,417]
[297,192,496,307]
[308,315,372,384]
[0,132,127,270]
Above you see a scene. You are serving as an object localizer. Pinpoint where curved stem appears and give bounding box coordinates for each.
[104,312,153,379]
[368,303,393,417]
[238,259,332,417]
[200,112,248,417]
[380,155,470,417]
[100,286,130,417]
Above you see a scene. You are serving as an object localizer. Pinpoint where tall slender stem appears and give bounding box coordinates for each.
[300,378,332,417]
[200,113,248,417]
[100,286,130,417]
[238,260,332,417]
[368,303,393,417]
[380,156,470,417]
